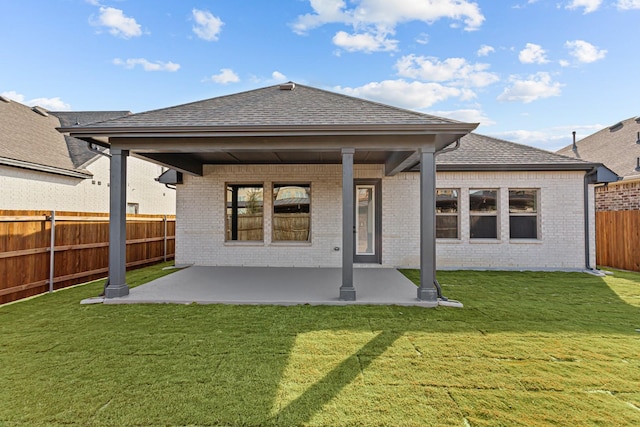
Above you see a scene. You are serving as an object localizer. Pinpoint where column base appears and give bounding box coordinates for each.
[105,283,130,298]
[339,287,356,301]
[417,287,437,302]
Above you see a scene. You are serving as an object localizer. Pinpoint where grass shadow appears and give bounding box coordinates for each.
[2,265,640,426]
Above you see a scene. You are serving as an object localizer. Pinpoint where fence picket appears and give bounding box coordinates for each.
[0,210,176,304]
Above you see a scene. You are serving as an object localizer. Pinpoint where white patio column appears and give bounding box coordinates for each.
[105,148,129,298]
[340,148,356,301]
[418,147,438,304]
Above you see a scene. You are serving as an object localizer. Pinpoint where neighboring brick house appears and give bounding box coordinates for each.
[60,83,614,302]
[557,117,639,271]
[0,96,175,214]
[557,116,640,211]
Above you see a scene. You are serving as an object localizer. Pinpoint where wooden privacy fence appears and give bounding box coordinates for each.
[596,210,640,272]
[0,210,176,304]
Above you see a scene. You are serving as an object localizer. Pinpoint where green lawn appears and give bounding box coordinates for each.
[1,263,639,426]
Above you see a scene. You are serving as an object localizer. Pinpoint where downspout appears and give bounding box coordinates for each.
[583,167,598,271]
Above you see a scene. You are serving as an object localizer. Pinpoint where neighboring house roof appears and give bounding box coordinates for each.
[52,111,130,167]
[0,97,92,178]
[433,132,600,172]
[556,116,640,179]
[0,98,133,178]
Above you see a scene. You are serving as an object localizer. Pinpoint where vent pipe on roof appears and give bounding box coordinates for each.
[279,82,295,91]
[572,131,577,152]
[636,131,640,145]
[32,106,49,117]
[636,158,640,172]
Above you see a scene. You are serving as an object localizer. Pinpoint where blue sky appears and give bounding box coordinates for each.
[1,0,638,151]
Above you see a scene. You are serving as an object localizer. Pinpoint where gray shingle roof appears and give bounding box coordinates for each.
[0,98,81,175]
[69,83,464,129]
[51,111,130,167]
[556,116,640,178]
[433,133,597,171]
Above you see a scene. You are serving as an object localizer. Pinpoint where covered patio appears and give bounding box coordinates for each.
[93,266,458,306]
[60,83,478,306]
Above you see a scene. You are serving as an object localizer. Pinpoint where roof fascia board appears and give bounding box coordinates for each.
[433,163,599,172]
[107,134,457,153]
[0,156,93,179]
[59,123,479,138]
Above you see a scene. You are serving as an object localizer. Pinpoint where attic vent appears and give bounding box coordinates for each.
[32,106,49,117]
[0,95,10,103]
[636,117,640,124]
[279,82,295,91]
[609,122,623,132]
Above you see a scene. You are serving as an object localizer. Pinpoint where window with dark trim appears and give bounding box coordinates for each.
[509,189,538,239]
[273,184,311,241]
[469,189,498,239]
[226,184,263,241]
[436,189,459,239]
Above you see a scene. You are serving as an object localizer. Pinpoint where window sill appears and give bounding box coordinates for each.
[509,239,542,244]
[469,239,502,244]
[270,241,312,247]
[436,238,462,243]
[224,241,265,247]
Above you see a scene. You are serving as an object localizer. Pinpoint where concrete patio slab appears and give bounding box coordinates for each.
[101,266,444,307]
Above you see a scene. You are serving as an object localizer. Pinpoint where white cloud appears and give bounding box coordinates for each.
[477,44,495,57]
[272,71,287,81]
[332,30,398,53]
[113,58,180,72]
[292,0,485,52]
[518,43,549,64]
[617,0,640,9]
[565,0,602,13]
[92,6,142,38]
[207,68,240,84]
[1,90,25,103]
[513,0,540,8]
[192,9,224,41]
[497,72,563,103]
[416,33,429,45]
[395,55,499,88]
[429,109,495,125]
[1,91,71,110]
[565,40,607,63]
[335,79,472,110]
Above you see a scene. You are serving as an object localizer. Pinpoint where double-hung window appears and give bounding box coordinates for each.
[509,189,538,239]
[469,189,498,239]
[436,189,459,239]
[273,184,311,242]
[226,184,264,241]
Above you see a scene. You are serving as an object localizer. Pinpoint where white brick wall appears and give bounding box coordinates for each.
[176,165,593,271]
[0,156,176,214]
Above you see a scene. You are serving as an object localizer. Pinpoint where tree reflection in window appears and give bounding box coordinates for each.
[273,184,310,241]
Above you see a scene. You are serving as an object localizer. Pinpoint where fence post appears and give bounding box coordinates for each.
[48,210,56,293]
[163,215,168,262]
